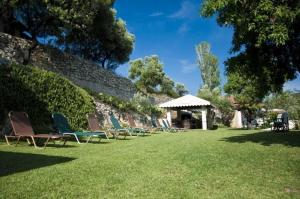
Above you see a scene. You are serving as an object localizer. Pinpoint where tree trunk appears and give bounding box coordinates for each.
[23,40,38,65]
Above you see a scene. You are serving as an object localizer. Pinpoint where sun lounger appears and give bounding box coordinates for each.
[52,113,107,144]
[162,119,178,132]
[165,119,186,132]
[86,113,109,139]
[5,111,68,149]
[127,114,150,135]
[109,112,132,139]
[150,115,164,132]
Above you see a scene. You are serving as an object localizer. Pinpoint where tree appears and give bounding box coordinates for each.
[128,55,181,97]
[175,83,188,97]
[0,1,27,36]
[200,0,300,97]
[224,71,264,111]
[195,41,220,91]
[160,76,178,97]
[197,85,220,102]
[195,42,233,126]
[129,55,165,93]
[196,42,224,112]
[264,91,300,121]
[0,0,63,64]
[197,85,233,126]
[59,3,135,70]
[0,0,134,70]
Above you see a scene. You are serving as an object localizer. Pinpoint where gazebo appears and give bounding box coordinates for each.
[159,94,213,130]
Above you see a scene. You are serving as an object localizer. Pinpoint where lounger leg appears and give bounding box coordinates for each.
[26,138,31,145]
[5,135,11,145]
[43,137,51,149]
[15,136,22,146]
[105,133,109,140]
[62,138,67,146]
[30,136,39,149]
[86,136,92,143]
[74,135,82,144]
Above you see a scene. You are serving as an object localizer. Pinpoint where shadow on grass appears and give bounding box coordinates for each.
[221,130,300,147]
[84,140,111,144]
[136,134,151,137]
[227,128,255,130]
[1,138,77,148]
[114,137,132,141]
[0,151,75,177]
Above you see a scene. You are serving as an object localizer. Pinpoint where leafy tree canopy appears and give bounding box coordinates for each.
[129,55,165,93]
[224,70,265,110]
[0,0,134,70]
[129,55,187,97]
[264,91,300,120]
[201,0,300,99]
[175,83,188,97]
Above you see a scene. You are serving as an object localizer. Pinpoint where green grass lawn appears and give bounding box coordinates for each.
[1,129,300,199]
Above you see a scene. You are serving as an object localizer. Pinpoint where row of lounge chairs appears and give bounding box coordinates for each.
[2,111,185,149]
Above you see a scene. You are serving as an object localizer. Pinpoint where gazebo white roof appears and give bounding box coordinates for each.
[159,94,211,108]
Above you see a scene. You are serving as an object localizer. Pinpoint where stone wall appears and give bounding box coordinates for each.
[0,33,136,100]
[94,100,151,129]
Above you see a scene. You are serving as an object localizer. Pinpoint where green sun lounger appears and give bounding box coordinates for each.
[162,119,178,132]
[52,113,107,144]
[151,115,164,132]
[109,112,132,139]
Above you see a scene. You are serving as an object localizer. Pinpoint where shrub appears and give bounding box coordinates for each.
[86,89,163,116]
[0,62,95,130]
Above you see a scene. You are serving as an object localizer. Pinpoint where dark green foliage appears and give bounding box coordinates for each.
[0,0,134,70]
[175,83,188,97]
[0,63,95,130]
[128,55,185,97]
[129,55,165,93]
[201,0,300,97]
[160,76,178,98]
[224,71,264,109]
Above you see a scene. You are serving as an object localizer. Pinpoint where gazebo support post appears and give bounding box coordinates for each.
[201,107,207,130]
[167,109,172,127]
[207,107,213,129]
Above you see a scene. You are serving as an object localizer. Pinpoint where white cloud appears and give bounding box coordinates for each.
[180,59,198,73]
[178,23,190,34]
[149,12,164,17]
[169,1,198,19]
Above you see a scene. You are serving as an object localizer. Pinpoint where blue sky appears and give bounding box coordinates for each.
[114,0,299,94]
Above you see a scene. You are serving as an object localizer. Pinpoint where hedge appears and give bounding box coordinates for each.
[0,62,95,130]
